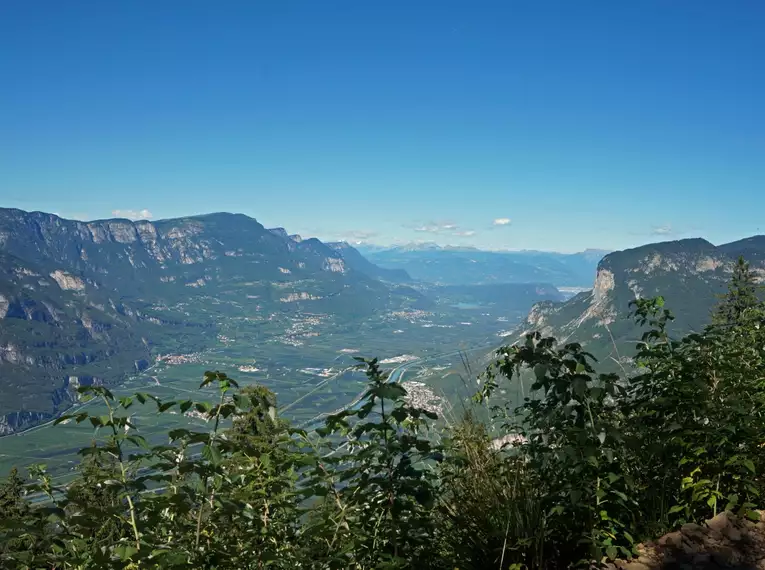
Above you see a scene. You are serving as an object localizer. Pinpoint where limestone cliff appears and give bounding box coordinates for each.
[515,237,765,365]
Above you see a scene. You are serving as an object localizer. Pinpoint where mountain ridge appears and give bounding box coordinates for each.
[515,235,765,366]
[0,208,425,433]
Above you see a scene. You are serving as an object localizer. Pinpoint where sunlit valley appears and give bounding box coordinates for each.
[2,1,765,568]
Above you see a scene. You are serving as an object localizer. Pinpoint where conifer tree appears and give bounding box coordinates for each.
[712,256,762,326]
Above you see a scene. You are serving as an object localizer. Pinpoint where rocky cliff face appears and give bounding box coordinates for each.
[515,237,765,365]
[0,208,424,433]
[326,241,412,283]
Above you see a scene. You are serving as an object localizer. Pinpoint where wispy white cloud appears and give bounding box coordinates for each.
[651,224,673,236]
[112,209,154,220]
[411,221,458,233]
[337,229,379,242]
[405,220,476,238]
[492,218,511,226]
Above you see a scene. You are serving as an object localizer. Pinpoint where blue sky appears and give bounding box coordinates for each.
[1,1,763,252]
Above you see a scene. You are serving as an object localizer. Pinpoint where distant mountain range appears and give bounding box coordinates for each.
[515,236,765,367]
[360,246,610,287]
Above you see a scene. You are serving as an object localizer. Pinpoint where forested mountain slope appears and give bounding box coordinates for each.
[0,209,426,432]
[516,236,765,365]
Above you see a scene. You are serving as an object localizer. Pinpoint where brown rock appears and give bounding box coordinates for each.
[706,511,733,533]
[623,563,651,570]
[658,531,683,548]
[680,522,707,541]
[692,552,711,565]
[681,539,699,555]
[724,525,743,542]
[711,546,735,565]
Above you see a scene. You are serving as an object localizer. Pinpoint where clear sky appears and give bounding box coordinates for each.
[1,1,763,252]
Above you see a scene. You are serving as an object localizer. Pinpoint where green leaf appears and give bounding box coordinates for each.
[668,505,685,514]
[115,544,138,560]
[202,444,222,466]
[179,400,193,414]
[168,429,191,441]
[373,383,407,400]
[126,435,148,449]
[605,545,617,560]
[572,376,587,398]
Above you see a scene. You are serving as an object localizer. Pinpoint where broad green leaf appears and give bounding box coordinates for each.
[115,544,138,560]
[202,444,222,465]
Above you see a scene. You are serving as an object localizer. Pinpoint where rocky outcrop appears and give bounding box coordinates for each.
[323,257,346,273]
[514,237,765,365]
[280,292,322,302]
[0,410,52,435]
[50,270,86,291]
[611,511,765,570]
[268,227,290,239]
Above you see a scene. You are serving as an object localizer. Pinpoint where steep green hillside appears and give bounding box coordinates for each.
[0,251,153,432]
[516,237,765,366]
